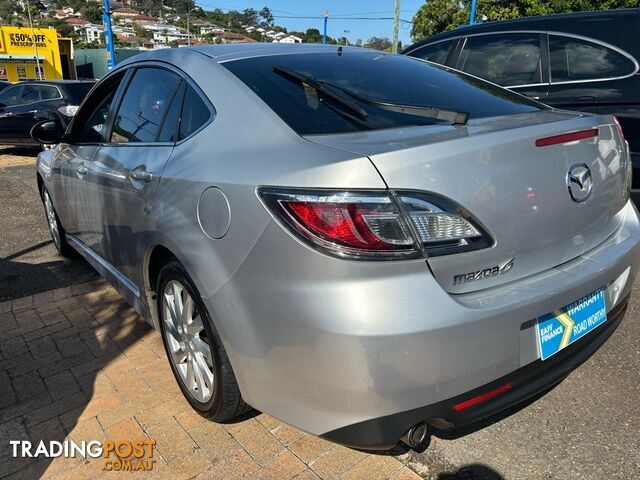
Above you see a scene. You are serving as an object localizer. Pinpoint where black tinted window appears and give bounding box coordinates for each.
[158,82,185,142]
[111,68,180,143]
[458,34,542,86]
[40,86,60,100]
[79,90,117,143]
[21,85,40,103]
[412,40,455,65]
[64,83,94,104]
[549,35,635,82]
[223,51,540,135]
[0,86,19,106]
[179,85,210,140]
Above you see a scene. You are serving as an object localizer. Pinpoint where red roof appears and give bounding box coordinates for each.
[65,18,89,25]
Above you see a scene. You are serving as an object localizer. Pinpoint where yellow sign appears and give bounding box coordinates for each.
[0,26,63,82]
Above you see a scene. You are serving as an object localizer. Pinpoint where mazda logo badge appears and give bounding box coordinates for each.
[567,164,592,203]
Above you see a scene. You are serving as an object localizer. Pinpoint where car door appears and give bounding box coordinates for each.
[52,71,128,248]
[0,85,23,143]
[11,84,45,142]
[545,33,638,115]
[87,65,183,287]
[455,32,550,101]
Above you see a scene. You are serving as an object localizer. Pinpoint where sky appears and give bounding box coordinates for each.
[195,0,427,46]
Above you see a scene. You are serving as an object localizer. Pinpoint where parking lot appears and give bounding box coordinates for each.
[1,150,639,479]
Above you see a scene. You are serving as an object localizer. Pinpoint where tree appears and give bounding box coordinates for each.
[259,6,274,26]
[242,8,259,27]
[367,36,392,51]
[411,0,640,41]
[82,4,103,24]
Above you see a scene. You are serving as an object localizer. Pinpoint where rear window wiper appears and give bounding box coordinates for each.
[273,65,469,126]
[273,65,368,121]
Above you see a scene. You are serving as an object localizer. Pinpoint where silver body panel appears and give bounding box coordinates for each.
[37,44,640,440]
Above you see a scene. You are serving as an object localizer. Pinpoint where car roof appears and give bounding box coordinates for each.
[120,43,373,66]
[21,80,95,84]
[404,8,640,54]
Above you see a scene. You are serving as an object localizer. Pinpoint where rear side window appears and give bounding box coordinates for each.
[40,86,61,100]
[411,40,456,65]
[21,85,40,103]
[64,83,94,104]
[178,85,210,140]
[223,51,541,135]
[111,68,180,143]
[549,35,636,82]
[457,33,543,86]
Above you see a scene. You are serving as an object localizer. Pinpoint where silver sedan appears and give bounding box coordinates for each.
[34,44,640,450]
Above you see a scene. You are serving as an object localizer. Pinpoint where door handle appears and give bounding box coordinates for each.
[0,112,12,118]
[129,168,153,183]
[29,109,38,114]
[76,166,88,175]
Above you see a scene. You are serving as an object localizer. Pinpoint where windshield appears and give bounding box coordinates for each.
[222,50,542,135]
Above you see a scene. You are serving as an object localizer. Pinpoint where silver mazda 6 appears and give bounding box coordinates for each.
[34,44,640,450]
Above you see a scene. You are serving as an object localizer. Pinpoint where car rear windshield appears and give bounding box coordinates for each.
[64,83,94,104]
[222,50,542,135]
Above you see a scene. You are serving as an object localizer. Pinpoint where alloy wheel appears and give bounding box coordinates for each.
[43,190,60,250]
[162,280,215,403]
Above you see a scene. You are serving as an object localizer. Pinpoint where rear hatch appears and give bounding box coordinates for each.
[306,110,630,293]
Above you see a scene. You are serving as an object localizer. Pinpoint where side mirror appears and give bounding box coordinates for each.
[31,119,64,145]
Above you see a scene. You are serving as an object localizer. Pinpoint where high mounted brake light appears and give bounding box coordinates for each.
[258,188,493,260]
[535,128,599,147]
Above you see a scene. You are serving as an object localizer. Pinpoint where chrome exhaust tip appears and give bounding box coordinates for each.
[400,422,429,449]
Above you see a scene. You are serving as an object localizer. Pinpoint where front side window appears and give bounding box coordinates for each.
[111,68,180,143]
[72,73,125,143]
[0,86,20,107]
[457,33,543,86]
[549,35,636,82]
[223,51,541,135]
[21,85,40,103]
[411,40,456,65]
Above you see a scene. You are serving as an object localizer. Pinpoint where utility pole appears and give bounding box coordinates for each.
[102,0,116,69]
[187,7,200,46]
[392,0,399,53]
[469,0,477,25]
[26,1,42,80]
[322,10,328,44]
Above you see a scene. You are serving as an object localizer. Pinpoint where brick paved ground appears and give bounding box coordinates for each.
[0,281,422,480]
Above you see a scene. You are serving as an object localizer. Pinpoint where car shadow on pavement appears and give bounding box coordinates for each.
[0,281,160,478]
[0,247,97,302]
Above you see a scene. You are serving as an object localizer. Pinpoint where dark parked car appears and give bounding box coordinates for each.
[0,80,10,92]
[0,80,94,146]
[403,9,640,199]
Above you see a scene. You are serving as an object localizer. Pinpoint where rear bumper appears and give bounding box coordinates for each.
[205,200,640,449]
[321,295,628,449]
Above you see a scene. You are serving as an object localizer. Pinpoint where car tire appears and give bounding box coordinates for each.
[157,259,250,422]
[41,186,74,258]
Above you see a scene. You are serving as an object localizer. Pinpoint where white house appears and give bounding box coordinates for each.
[141,23,189,44]
[273,34,302,44]
[81,24,104,44]
[112,25,136,38]
[200,25,224,35]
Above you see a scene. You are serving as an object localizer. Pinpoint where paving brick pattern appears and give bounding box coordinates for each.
[0,282,421,479]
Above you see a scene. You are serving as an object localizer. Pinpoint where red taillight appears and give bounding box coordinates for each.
[535,128,599,147]
[453,381,513,412]
[258,188,493,260]
[286,202,398,251]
